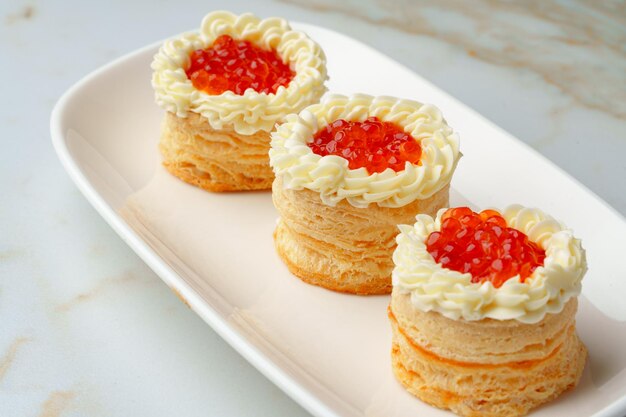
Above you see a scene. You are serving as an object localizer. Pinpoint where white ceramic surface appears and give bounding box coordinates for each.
[50,23,626,417]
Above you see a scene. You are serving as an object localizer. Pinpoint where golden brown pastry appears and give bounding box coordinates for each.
[389,205,587,416]
[152,11,327,191]
[159,112,274,191]
[270,94,461,294]
[273,177,449,294]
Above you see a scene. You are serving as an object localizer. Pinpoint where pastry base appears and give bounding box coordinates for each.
[389,291,587,417]
[272,178,449,295]
[159,111,274,192]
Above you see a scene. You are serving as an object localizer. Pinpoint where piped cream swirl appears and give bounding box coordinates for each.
[392,205,586,323]
[269,94,461,208]
[151,11,327,135]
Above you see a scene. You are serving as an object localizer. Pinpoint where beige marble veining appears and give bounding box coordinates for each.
[54,271,139,313]
[0,337,31,382]
[281,0,626,119]
[4,5,35,25]
[37,391,76,417]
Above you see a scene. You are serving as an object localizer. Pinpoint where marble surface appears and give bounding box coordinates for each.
[1,0,624,416]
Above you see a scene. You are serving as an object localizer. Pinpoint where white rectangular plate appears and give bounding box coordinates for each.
[51,23,626,417]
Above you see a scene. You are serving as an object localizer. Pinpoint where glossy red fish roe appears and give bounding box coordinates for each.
[308,117,422,174]
[186,34,294,95]
[426,207,546,288]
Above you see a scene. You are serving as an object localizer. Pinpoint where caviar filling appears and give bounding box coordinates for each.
[308,117,422,174]
[426,207,546,288]
[186,34,294,95]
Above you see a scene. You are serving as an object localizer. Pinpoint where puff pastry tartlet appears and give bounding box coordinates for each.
[152,11,327,191]
[270,94,461,295]
[389,205,587,417]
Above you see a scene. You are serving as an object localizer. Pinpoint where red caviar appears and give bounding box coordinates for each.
[186,34,294,95]
[426,207,546,288]
[308,117,422,174]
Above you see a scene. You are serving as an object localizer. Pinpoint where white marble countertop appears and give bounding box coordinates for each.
[2,0,624,416]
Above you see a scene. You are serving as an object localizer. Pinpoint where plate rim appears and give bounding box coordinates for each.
[50,22,626,417]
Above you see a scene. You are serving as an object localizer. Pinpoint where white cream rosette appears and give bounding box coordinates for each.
[152,11,327,135]
[269,94,461,208]
[393,205,587,324]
